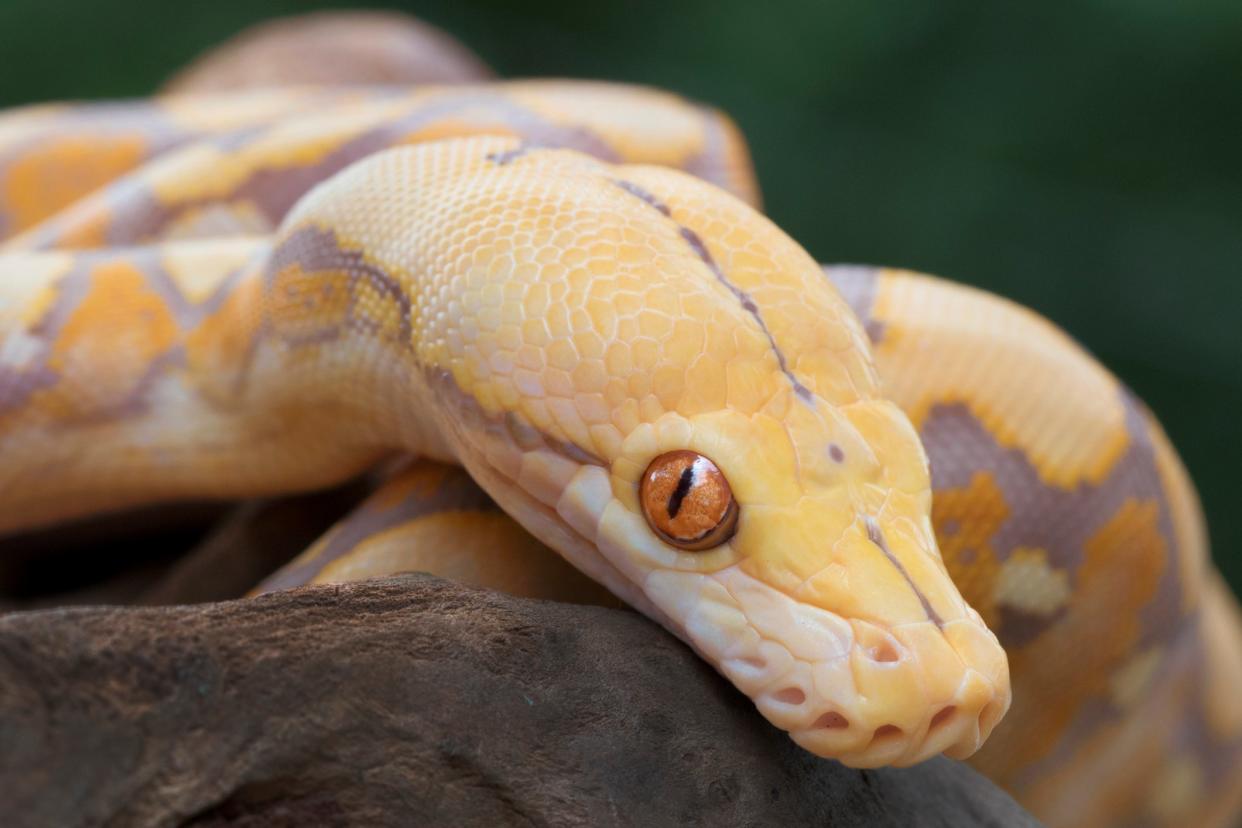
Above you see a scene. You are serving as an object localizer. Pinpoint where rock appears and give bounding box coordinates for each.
[0,574,1040,827]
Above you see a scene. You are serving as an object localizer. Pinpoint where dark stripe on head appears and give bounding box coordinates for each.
[487,144,534,165]
[866,515,945,628]
[611,179,671,215]
[611,178,815,405]
[678,225,814,404]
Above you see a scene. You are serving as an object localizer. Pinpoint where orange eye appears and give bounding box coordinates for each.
[640,450,739,551]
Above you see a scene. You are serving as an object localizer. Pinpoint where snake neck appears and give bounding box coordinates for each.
[250,224,455,464]
[252,220,652,613]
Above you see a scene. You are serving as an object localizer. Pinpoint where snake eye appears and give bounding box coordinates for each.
[640,451,739,551]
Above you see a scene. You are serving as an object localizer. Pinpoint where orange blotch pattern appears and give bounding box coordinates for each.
[973,498,1167,785]
[184,275,262,404]
[37,261,178,422]
[3,135,148,234]
[932,470,1009,629]
[267,262,353,343]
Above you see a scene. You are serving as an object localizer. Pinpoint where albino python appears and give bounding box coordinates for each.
[1,13,1239,828]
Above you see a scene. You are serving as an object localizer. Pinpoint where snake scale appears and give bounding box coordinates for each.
[0,12,1238,828]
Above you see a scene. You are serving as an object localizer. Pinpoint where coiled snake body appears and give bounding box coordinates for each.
[0,14,1238,828]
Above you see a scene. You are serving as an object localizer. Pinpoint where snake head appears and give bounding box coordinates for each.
[289,137,1010,767]
[603,396,1012,768]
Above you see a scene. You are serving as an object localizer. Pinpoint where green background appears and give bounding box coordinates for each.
[1,1,1239,587]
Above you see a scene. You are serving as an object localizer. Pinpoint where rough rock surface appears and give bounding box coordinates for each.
[0,574,1041,827]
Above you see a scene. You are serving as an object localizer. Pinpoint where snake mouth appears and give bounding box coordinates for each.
[735,616,1010,768]
[652,563,1011,768]
[779,662,1010,768]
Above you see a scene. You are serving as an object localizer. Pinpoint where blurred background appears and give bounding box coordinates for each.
[0,0,1238,586]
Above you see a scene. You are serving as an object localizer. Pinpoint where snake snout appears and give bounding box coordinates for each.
[783,661,1008,768]
[648,564,1009,768]
[755,615,1010,768]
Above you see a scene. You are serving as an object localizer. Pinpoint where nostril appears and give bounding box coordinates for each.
[813,711,850,730]
[773,687,806,706]
[871,724,903,744]
[868,641,899,663]
[930,705,957,731]
[853,622,902,663]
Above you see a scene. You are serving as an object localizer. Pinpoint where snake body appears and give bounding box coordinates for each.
[1,133,1010,771]
[0,15,1238,828]
[833,266,1242,827]
[0,81,756,248]
[253,268,1242,828]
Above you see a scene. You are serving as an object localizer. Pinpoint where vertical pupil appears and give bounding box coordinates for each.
[666,464,696,518]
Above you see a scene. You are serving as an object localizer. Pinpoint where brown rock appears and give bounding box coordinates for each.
[0,574,1040,827]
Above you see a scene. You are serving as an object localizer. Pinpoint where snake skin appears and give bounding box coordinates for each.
[0,133,1009,770]
[825,266,1242,827]
[0,87,375,240]
[253,459,617,608]
[0,13,1237,828]
[253,269,1242,828]
[0,82,757,249]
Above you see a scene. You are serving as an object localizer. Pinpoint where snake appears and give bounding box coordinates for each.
[0,13,1238,828]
